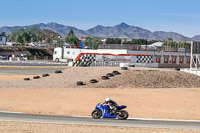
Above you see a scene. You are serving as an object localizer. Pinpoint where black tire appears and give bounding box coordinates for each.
[117,110,129,120]
[90,79,98,83]
[175,68,180,71]
[129,65,135,67]
[91,110,102,119]
[101,76,109,80]
[121,67,128,70]
[77,81,84,86]
[42,73,49,77]
[55,70,62,74]
[115,72,121,75]
[33,76,40,79]
[106,73,114,77]
[112,71,121,75]
[24,78,30,81]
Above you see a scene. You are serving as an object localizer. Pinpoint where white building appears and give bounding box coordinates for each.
[0,34,6,45]
[141,42,163,49]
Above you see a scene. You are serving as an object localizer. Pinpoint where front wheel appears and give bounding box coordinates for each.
[55,58,59,62]
[117,110,129,120]
[91,110,102,119]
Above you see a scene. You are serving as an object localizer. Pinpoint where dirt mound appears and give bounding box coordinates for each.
[83,69,200,88]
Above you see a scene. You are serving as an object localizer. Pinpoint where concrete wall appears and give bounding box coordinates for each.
[158,64,190,68]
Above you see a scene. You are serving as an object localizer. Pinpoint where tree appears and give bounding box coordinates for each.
[27,26,44,42]
[9,29,18,42]
[105,38,122,44]
[0,32,5,36]
[64,29,79,47]
[87,38,102,49]
[14,28,27,46]
[85,37,92,46]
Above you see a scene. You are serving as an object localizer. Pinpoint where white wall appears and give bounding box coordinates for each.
[0,36,6,45]
[63,48,128,60]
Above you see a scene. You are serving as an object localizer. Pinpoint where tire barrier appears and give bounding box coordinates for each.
[24,78,30,81]
[77,81,84,86]
[106,73,114,77]
[55,70,62,74]
[42,73,49,77]
[112,71,121,75]
[129,65,135,67]
[121,67,128,70]
[101,76,109,80]
[90,79,98,83]
[33,76,40,79]
[112,71,119,74]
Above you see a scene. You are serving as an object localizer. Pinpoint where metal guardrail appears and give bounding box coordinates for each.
[90,61,137,67]
[90,61,121,67]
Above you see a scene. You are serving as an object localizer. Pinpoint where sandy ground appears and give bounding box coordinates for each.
[0,75,37,80]
[0,88,200,120]
[1,121,200,133]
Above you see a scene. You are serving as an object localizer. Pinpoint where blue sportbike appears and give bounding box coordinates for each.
[91,103,129,120]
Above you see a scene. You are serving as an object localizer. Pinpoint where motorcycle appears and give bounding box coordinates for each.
[91,103,129,120]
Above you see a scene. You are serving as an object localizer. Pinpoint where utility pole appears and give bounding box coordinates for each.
[190,41,193,69]
[121,31,124,48]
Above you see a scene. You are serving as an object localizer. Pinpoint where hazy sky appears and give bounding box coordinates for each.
[1,0,200,37]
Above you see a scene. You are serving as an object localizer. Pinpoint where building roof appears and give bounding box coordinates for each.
[148,42,163,47]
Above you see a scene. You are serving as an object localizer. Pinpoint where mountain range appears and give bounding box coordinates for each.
[0,22,199,41]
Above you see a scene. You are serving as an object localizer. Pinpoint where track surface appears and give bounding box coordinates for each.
[0,112,200,129]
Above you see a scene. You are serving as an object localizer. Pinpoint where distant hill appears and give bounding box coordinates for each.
[0,22,199,41]
[192,35,200,41]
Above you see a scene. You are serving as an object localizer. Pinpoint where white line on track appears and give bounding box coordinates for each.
[130,118,200,122]
[71,115,200,122]
[0,111,23,114]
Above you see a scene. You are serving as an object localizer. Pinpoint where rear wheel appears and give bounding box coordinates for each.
[91,110,102,119]
[55,58,59,62]
[117,110,129,120]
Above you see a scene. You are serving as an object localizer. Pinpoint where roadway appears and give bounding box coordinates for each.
[0,112,200,129]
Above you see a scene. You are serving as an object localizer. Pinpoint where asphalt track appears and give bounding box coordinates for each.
[0,112,200,129]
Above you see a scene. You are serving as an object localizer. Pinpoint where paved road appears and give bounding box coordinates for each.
[0,112,200,129]
[0,68,67,75]
[0,61,68,66]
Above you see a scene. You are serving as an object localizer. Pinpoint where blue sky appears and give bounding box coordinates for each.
[1,0,200,37]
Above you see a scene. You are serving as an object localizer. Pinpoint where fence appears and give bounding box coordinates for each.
[28,56,53,61]
[72,61,136,67]
[90,61,121,67]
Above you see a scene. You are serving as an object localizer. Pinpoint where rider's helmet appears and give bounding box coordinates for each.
[105,97,111,102]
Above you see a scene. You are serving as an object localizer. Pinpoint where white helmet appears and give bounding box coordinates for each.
[105,97,111,102]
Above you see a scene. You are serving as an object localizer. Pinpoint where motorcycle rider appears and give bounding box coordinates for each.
[102,98,118,114]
